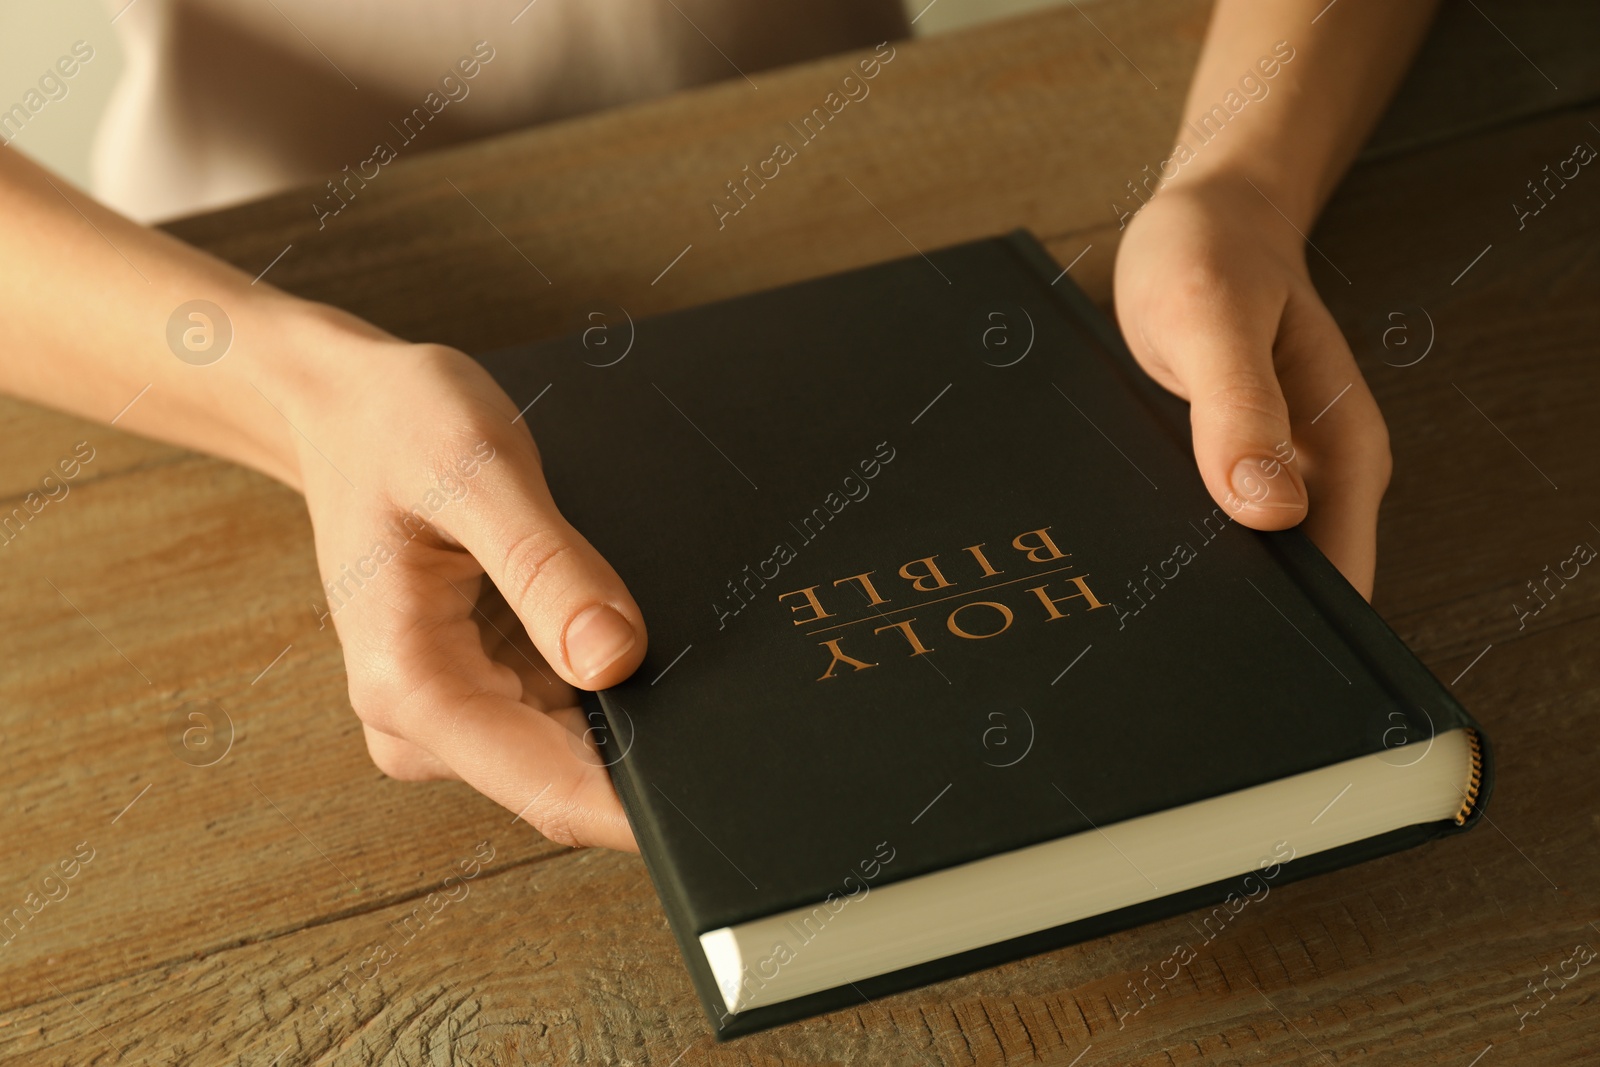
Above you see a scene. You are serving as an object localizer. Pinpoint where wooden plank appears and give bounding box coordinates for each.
[1314,105,1600,663]
[5,594,1598,1064]
[1,0,1597,1062]
[3,95,1594,1065]
[0,456,567,1013]
[0,397,183,503]
[1364,0,1600,161]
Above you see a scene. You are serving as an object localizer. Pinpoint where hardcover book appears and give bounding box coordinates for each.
[474,231,1492,1038]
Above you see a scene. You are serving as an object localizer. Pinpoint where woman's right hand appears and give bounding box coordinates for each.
[278,318,649,850]
[3,146,648,849]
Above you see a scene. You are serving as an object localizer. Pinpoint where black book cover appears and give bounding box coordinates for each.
[473,231,1492,1038]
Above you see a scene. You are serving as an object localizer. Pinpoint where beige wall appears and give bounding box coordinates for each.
[0,0,1067,193]
[0,0,123,189]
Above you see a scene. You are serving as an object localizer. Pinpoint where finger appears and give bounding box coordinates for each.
[394,671,638,851]
[339,549,634,849]
[335,554,527,713]
[1274,297,1392,598]
[472,578,578,706]
[363,724,458,782]
[1162,291,1310,530]
[436,437,647,690]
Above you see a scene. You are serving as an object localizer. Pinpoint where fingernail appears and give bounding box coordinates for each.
[1230,457,1304,510]
[566,604,637,682]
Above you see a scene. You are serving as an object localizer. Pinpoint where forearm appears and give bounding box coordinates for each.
[0,147,390,492]
[1111,1,1433,598]
[1168,0,1441,230]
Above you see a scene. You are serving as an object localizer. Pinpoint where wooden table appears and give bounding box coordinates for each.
[4,1,1597,1062]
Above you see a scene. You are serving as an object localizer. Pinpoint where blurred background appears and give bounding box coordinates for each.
[0,0,1070,192]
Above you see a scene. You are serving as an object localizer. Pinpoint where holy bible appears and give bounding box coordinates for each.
[474,231,1492,1038]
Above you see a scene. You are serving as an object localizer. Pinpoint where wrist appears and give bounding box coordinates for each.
[1145,164,1315,267]
[224,295,402,494]
[1162,141,1324,238]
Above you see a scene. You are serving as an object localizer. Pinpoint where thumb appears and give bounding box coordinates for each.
[438,438,648,689]
[1169,319,1308,530]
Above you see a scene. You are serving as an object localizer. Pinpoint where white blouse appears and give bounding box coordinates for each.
[93,0,906,221]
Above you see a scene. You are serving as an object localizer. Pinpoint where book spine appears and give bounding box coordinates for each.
[589,689,686,894]
[594,687,740,1032]
[588,688,723,944]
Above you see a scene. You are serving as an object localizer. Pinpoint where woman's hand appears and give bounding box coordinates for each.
[282,324,647,850]
[1108,0,1442,599]
[1113,174,1391,598]
[0,145,647,848]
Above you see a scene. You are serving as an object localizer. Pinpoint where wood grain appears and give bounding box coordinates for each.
[6,586,1600,1067]
[0,400,183,503]
[2,0,1598,1064]
[0,456,570,1014]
